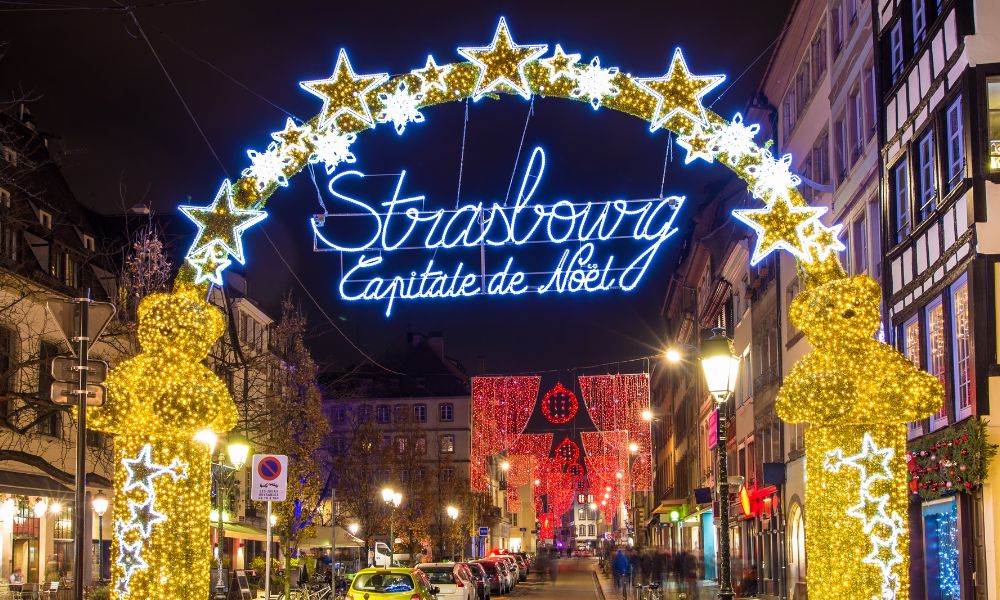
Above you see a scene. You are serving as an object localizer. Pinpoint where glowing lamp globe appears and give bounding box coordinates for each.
[665,348,682,363]
[348,523,360,535]
[447,505,459,519]
[392,492,402,507]
[90,492,108,517]
[700,331,740,402]
[0,498,15,522]
[381,488,395,503]
[33,499,48,518]
[628,442,639,454]
[226,433,251,470]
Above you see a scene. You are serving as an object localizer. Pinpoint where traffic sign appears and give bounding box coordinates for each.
[50,382,106,406]
[45,299,115,355]
[519,527,527,532]
[51,356,108,383]
[478,527,489,537]
[251,454,288,501]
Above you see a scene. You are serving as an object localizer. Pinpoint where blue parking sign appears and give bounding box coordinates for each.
[478,527,489,537]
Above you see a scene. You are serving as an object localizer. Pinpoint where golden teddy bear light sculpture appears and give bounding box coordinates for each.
[776,260,943,600]
[90,286,237,599]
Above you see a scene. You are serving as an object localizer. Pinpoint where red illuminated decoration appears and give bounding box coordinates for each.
[555,437,580,463]
[579,374,652,490]
[739,485,752,517]
[541,382,579,424]
[470,376,540,491]
[582,431,629,522]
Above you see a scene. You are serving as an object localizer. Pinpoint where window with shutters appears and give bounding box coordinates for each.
[892,159,910,242]
[926,299,948,429]
[945,98,965,192]
[915,130,937,221]
[951,276,973,420]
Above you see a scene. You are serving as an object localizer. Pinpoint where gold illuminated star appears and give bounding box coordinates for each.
[179,179,267,265]
[188,242,232,287]
[676,124,717,164]
[802,220,846,261]
[300,49,388,128]
[636,48,725,131]
[540,43,581,82]
[411,54,452,94]
[458,17,548,100]
[270,117,312,154]
[732,195,825,264]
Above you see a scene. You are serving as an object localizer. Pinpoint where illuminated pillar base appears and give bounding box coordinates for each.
[804,424,909,600]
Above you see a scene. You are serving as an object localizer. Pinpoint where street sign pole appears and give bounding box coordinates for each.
[74,294,90,600]
[265,501,273,600]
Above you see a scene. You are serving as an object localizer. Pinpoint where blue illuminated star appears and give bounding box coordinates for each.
[636,48,725,131]
[458,17,548,101]
[179,179,267,266]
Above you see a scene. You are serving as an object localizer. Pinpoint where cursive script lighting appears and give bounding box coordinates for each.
[311,146,685,316]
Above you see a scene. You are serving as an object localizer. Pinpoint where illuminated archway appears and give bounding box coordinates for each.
[93,17,944,600]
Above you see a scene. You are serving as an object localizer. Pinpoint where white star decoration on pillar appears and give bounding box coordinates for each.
[825,433,904,600]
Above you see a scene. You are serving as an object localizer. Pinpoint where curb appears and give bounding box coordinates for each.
[593,571,607,600]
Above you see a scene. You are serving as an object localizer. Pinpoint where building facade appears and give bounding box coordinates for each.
[876,0,1000,597]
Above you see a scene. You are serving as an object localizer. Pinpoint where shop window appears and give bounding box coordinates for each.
[922,497,961,600]
[904,316,923,436]
[916,130,937,220]
[892,159,910,242]
[988,77,1000,171]
[945,98,965,191]
[788,504,806,593]
[926,299,948,429]
[951,275,973,419]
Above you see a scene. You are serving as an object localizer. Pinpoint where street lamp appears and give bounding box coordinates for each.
[92,492,108,583]
[213,433,251,598]
[382,488,402,566]
[665,348,682,364]
[699,328,741,600]
[446,506,459,560]
[348,523,360,535]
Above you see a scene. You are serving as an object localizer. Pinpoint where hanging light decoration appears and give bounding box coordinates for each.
[541,382,579,424]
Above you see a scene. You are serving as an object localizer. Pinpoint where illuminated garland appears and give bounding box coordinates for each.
[470,376,539,491]
[935,502,961,599]
[582,431,629,522]
[172,18,844,292]
[554,437,580,464]
[579,375,651,490]
[907,418,998,500]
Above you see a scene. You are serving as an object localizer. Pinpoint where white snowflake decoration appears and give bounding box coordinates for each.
[713,113,761,161]
[570,57,620,110]
[745,149,801,201]
[308,126,358,174]
[242,142,290,191]
[376,81,425,135]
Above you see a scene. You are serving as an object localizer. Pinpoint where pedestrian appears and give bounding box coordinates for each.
[612,549,630,595]
[8,568,23,593]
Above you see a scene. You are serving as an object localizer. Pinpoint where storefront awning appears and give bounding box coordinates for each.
[0,470,72,497]
[301,525,364,549]
[211,522,268,542]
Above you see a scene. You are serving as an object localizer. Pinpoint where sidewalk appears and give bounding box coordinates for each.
[592,565,728,600]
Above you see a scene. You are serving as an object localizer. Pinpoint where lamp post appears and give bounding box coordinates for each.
[213,433,250,599]
[92,491,108,583]
[446,506,459,560]
[699,329,741,600]
[381,488,402,566]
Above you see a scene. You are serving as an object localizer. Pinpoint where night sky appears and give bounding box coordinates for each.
[0,0,790,375]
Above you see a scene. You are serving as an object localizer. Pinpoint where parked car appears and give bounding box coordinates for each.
[346,567,438,600]
[474,559,506,595]
[465,562,491,600]
[515,552,530,576]
[482,558,514,593]
[415,563,475,600]
[509,555,528,581]
[497,556,519,584]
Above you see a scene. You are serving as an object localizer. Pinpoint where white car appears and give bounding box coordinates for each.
[415,563,476,600]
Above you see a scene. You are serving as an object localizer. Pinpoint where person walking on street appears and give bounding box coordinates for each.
[612,549,630,596]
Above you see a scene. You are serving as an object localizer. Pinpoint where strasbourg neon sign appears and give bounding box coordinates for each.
[311,146,685,315]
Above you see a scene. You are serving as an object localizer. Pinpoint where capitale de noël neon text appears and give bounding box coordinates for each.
[311,147,686,316]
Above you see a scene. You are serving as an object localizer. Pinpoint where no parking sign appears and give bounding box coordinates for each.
[251,454,288,501]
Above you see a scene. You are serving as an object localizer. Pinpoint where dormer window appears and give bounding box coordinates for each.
[1,146,16,166]
[83,235,95,252]
[39,210,52,229]
[0,187,9,208]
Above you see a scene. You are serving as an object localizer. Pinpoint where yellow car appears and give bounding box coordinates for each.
[347,567,439,600]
